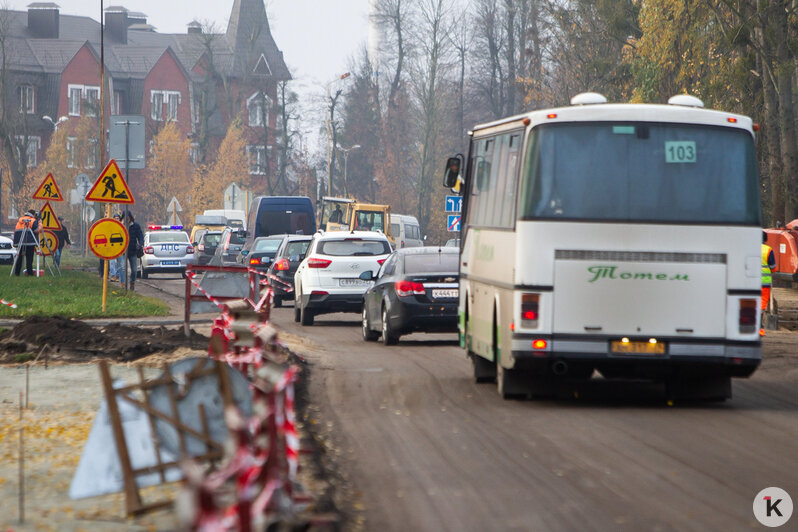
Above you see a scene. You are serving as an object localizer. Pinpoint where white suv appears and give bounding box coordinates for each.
[294,231,391,325]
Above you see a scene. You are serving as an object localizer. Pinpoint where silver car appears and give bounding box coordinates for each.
[139,228,194,278]
[0,234,16,264]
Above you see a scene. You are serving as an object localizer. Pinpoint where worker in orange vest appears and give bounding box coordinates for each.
[762,231,776,311]
[12,209,40,276]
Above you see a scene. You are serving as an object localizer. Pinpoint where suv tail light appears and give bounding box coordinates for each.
[395,280,425,297]
[308,257,332,268]
[739,298,757,333]
[186,246,194,254]
[377,258,386,265]
[274,258,290,271]
[520,293,540,328]
[144,246,154,255]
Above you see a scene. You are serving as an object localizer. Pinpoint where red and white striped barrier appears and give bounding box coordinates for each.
[0,299,17,309]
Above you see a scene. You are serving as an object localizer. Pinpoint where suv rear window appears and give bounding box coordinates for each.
[404,253,459,273]
[202,233,221,245]
[229,231,246,245]
[318,239,391,256]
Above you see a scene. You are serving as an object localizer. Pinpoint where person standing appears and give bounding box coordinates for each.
[53,217,71,269]
[762,231,776,312]
[125,212,144,290]
[13,209,40,276]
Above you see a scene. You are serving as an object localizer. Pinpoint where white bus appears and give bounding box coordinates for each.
[443,93,762,401]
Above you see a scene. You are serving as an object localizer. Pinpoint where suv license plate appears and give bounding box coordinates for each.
[161,260,179,266]
[432,289,458,299]
[610,340,665,355]
[340,278,369,287]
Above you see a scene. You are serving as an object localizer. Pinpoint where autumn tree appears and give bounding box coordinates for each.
[141,122,192,224]
[192,116,248,214]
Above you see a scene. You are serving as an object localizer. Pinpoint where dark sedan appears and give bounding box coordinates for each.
[241,235,286,272]
[265,235,312,307]
[361,247,460,345]
[214,227,246,265]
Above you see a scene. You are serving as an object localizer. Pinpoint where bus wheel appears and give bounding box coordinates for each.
[497,364,527,400]
[466,313,495,383]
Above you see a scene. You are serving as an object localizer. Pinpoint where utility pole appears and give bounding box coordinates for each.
[325,72,350,200]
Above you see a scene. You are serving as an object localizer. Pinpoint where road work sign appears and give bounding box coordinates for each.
[32,173,64,201]
[86,159,135,204]
[39,201,63,231]
[38,230,59,256]
[88,218,128,260]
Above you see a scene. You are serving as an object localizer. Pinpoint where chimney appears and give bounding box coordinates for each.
[127,11,147,27]
[187,21,202,35]
[104,6,128,44]
[27,2,60,39]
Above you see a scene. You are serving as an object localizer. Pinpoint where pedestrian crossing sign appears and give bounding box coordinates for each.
[85,159,135,204]
[39,201,63,231]
[32,173,64,201]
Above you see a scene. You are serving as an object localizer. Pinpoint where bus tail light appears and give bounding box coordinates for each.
[274,258,290,271]
[739,299,757,333]
[143,246,154,254]
[521,293,540,328]
[532,339,547,350]
[308,258,332,268]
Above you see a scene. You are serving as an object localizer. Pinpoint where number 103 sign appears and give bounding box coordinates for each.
[665,140,696,163]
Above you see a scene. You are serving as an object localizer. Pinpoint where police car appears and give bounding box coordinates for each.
[139,225,194,278]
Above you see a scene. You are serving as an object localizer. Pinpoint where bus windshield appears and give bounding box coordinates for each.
[518,122,760,225]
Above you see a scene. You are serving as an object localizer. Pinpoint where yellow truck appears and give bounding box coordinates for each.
[319,197,394,246]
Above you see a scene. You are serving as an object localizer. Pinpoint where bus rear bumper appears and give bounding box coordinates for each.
[510,336,761,378]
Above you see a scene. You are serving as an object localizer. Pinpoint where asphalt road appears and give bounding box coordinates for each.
[149,274,798,531]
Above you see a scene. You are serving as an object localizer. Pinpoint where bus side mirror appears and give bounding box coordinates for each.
[443,156,461,188]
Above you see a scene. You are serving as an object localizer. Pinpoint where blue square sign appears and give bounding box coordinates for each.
[447,215,461,232]
[445,195,462,213]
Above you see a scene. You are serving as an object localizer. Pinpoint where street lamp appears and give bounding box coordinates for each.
[325,72,350,199]
[337,144,361,197]
[42,115,68,131]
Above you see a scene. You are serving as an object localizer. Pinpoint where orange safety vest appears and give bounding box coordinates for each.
[15,214,36,231]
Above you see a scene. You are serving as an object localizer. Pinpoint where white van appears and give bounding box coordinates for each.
[390,214,423,248]
[203,209,246,227]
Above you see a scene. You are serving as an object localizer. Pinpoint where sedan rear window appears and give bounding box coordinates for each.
[285,240,311,257]
[149,232,189,243]
[254,238,283,252]
[318,239,391,256]
[404,253,460,273]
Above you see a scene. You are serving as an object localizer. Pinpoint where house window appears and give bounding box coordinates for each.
[151,91,163,121]
[247,92,269,127]
[66,137,77,168]
[167,93,179,121]
[189,142,200,164]
[69,86,82,116]
[113,91,123,115]
[247,145,266,175]
[18,85,35,114]
[85,87,100,117]
[15,136,40,167]
[87,138,98,169]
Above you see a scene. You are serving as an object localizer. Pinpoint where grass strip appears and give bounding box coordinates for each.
[0,266,169,318]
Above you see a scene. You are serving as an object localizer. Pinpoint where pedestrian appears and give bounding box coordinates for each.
[125,211,144,290]
[53,217,71,269]
[113,213,124,282]
[762,231,776,312]
[12,209,40,276]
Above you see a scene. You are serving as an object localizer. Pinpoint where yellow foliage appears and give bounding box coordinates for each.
[142,123,192,224]
[192,116,248,214]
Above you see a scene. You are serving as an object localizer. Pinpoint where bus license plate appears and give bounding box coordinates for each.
[432,289,458,299]
[339,278,368,287]
[161,260,179,266]
[611,340,665,355]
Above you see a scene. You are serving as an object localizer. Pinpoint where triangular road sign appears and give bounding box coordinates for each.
[32,173,64,201]
[39,201,63,231]
[86,159,135,204]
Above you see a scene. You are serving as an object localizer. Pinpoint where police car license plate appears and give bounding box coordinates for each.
[161,260,179,266]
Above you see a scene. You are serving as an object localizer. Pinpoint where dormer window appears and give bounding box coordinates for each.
[68,84,100,116]
[18,85,35,114]
[151,90,181,121]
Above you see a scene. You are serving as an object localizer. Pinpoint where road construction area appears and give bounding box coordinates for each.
[1,275,797,530]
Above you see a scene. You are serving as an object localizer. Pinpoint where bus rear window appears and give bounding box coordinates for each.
[518,122,760,225]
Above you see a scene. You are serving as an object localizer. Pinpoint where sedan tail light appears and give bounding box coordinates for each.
[274,258,290,271]
[186,246,194,254]
[308,257,332,269]
[250,257,261,265]
[143,246,154,255]
[395,280,425,297]
[520,293,540,328]
[739,298,757,334]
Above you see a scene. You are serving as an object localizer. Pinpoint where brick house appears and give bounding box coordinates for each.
[0,0,290,219]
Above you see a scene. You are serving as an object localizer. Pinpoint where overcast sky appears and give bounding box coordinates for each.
[8,0,371,134]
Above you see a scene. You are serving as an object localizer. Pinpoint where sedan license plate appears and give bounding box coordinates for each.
[339,278,369,287]
[161,260,180,266]
[610,340,665,355]
[432,289,458,299]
